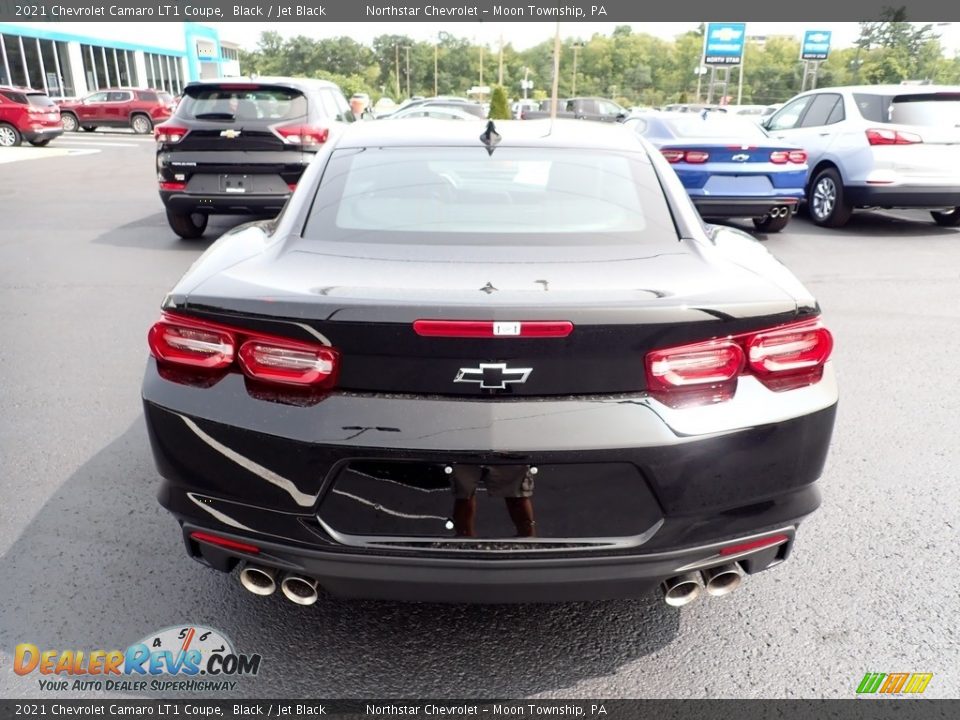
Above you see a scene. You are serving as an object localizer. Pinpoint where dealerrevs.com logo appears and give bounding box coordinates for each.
[14,625,262,693]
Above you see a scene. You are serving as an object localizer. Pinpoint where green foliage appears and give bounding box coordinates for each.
[488,86,511,119]
[235,24,960,109]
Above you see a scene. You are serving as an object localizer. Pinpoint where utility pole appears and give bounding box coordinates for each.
[403,45,411,99]
[572,42,583,96]
[479,44,484,87]
[523,66,530,99]
[550,22,560,120]
[498,35,504,86]
[434,43,438,96]
[394,45,400,99]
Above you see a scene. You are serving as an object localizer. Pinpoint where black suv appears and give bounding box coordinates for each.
[155,77,353,239]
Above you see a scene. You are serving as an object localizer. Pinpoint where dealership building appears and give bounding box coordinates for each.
[0,22,241,98]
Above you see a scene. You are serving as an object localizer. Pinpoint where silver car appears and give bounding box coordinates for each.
[763,85,960,227]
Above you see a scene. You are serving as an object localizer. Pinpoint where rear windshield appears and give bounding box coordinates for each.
[854,91,960,126]
[1,91,55,107]
[303,147,677,245]
[158,92,174,104]
[177,85,307,123]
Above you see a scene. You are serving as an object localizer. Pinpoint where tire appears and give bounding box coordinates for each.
[131,114,153,134]
[808,167,853,228]
[930,207,960,227]
[753,212,791,233]
[166,209,208,240]
[81,126,96,132]
[60,113,79,132]
[0,122,22,147]
[28,138,52,147]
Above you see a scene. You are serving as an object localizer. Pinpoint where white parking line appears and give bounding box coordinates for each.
[56,141,142,148]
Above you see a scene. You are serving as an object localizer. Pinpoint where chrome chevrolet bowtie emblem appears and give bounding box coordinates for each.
[220,129,242,139]
[454,363,532,389]
[732,153,750,161]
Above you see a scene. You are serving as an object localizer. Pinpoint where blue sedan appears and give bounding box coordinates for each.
[625,112,809,232]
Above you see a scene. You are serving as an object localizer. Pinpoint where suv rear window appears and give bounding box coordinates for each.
[854,91,960,126]
[304,147,677,245]
[1,91,55,107]
[177,85,308,123]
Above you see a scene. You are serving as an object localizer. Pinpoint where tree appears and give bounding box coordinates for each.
[488,86,511,119]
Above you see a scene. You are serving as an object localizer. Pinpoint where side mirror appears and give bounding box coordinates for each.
[616,112,628,122]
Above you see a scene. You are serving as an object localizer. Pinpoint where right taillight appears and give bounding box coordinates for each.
[645,318,833,406]
[148,312,339,389]
[273,123,329,146]
[866,128,923,145]
[155,124,189,144]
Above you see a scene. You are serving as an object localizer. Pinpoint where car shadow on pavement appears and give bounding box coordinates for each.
[0,421,680,699]
[92,212,246,252]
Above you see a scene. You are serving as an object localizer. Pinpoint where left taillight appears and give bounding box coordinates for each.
[148,312,339,388]
[154,124,189,143]
[148,317,235,369]
[644,318,833,407]
[770,150,808,164]
[273,123,329,146]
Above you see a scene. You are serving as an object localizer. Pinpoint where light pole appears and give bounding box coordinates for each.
[498,35,504,87]
[522,66,531,99]
[434,42,439,97]
[394,45,400,99]
[403,45,411,99]
[479,44,484,87]
[571,42,583,95]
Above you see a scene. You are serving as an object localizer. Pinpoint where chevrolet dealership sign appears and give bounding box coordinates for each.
[801,30,832,61]
[704,22,746,65]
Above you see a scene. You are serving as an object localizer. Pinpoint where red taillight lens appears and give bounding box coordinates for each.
[287,183,297,192]
[274,124,329,146]
[159,181,186,191]
[412,320,574,338]
[645,318,833,406]
[155,124,189,143]
[866,128,923,145]
[238,341,339,387]
[719,534,789,556]
[148,318,235,369]
[787,150,807,164]
[745,319,833,390]
[149,312,340,390]
[189,531,260,554]
[770,150,789,164]
[684,150,709,163]
[661,149,685,163]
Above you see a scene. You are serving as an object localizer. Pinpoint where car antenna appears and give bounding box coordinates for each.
[480,120,501,156]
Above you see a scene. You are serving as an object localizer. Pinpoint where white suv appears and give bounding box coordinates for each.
[763,85,960,227]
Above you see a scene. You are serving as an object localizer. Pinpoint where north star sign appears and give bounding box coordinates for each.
[704,23,747,66]
[801,30,833,61]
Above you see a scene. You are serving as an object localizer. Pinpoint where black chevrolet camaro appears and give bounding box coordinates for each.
[142,119,837,607]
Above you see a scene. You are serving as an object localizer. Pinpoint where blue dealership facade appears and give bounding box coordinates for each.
[0,21,241,98]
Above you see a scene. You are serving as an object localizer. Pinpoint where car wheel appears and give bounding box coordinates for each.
[28,138,52,147]
[752,212,791,233]
[131,115,153,134]
[0,122,22,147]
[81,126,96,132]
[808,168,853,228]
[166,209,208,240]
[930,207,960,227]
[60,113,79,132]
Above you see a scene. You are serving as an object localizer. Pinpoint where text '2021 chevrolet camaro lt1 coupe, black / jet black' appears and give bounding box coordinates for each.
[142,119,838,608]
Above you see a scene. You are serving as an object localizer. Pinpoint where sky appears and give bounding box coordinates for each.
[213,21,960,54]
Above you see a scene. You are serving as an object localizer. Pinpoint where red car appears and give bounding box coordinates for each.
[0,86,63,147]
[59,88,175,135]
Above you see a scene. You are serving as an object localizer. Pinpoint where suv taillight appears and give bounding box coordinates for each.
[644,318,833,407]
[155,125,189,144]
[148,312,339,388]
[866,128,923,145]
[273,123,329,146]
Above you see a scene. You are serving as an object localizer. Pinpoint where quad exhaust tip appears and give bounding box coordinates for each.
[280,574,320,606]
[239,565,278,596]
[661,572,703,607]
[701,563,744,597]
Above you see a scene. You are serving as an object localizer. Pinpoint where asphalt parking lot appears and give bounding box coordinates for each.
[0,133,957,699]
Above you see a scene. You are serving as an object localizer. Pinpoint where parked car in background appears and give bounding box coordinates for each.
[0,86,62,147]
[155,77,353,239]
[383,105,482,121]
[662,103,728,114]
[520,97,628,122]
[378,98,486,119]
[626,111,808,232]
[763,85,960,227]
[512,99,539,119]
[59,88,175,134]
[373,97,397,116]
[143,118,837,607]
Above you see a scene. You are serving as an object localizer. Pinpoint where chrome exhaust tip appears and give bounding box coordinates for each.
[661,572,703,607]
[280,574,320,606]
[239,565,278,596]
[701,563,744,597]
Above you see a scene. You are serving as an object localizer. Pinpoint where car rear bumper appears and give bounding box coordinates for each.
[142,359,837,602]
[160,190,291,216]
[693,196,801,218]
[845,185,960,209]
